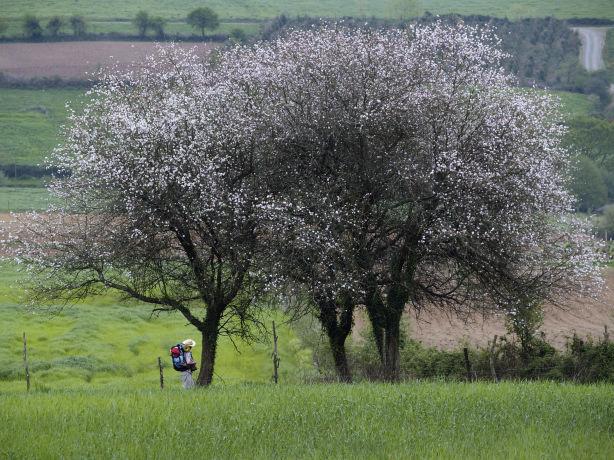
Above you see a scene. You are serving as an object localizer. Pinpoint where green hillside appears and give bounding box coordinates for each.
[0,0,613,21]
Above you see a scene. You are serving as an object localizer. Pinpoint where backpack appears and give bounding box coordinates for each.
[170,343,189,372]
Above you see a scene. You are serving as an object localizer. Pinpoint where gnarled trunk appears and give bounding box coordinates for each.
[329,333,352,383]
[318,295,354,382]
[196,308,222,386]
[382,313,402,381]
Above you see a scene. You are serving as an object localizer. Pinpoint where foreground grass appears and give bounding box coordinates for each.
[0,382,612,459]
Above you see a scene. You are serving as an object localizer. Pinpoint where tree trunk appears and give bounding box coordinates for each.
[329,334,352,383]
[381,280,409,382]
[383,316,401,381]
[365,278,385,364]
[318,295,354,383]
[196,308,222,387]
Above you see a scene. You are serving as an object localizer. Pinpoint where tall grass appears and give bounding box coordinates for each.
[0,382,612,458]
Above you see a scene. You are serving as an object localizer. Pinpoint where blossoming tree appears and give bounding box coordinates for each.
[20,47,283,386]
[240,24,603,380]
[20,24,603,385]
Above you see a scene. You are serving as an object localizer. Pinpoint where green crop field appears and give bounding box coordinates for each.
[0,88,84,167]
[0,0,613,23]
[0,383,612,458]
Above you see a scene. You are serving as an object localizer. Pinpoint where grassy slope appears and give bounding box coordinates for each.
[0,88,83,166]
[555,90,599,118]
[0,0,613,21]
[0,263,313,390]
[0,383,613,458]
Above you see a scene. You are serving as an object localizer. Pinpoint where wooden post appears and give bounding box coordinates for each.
[463,347,472,382]
[604,325,610,343]
[489,335,499,383]
[158,356,164,389]
[272,321,280,384]
[23,332,30,392]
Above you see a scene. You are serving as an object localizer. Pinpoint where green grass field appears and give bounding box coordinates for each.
[0,383,612,458]
[0,262,313,391]
[0,89,84,166]
[555,90,600,119]
[0,187,56,212]
[0,0,613,22]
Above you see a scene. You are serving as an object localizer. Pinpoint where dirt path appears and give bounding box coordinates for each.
[572,27,609,72]
[0,41,217,79]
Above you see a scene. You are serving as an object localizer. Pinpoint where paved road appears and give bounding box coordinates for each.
[572,27,608,72]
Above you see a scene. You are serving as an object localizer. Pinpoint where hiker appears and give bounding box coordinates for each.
[170,338,198,389]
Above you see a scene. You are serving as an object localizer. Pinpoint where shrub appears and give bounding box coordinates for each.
[229,28,247,43]
[46,16,64,37]
[22,14,42,40]
[133,11,150,37]
[69,15,86,36]
[148,16,167,38]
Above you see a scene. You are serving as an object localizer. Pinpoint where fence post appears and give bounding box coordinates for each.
[158,356,164,389]
[272,321,280,384]
[463,347,472,382]
[604,325,610,343]
[23,332,30,392]
[489,335,499,383]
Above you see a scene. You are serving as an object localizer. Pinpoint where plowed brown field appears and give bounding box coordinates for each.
[0,42,217,79]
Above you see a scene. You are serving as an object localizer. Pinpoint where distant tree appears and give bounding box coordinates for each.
[566,116,614,166]
[187,7,219,37]
[133,10,150,37]
[22,14,42,40]
[46,16,64,37]
[149,16,167,38]
[0,18,8,37]
[69,15,87,36]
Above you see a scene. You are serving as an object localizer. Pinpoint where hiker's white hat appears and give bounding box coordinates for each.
[182,338,196,348]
